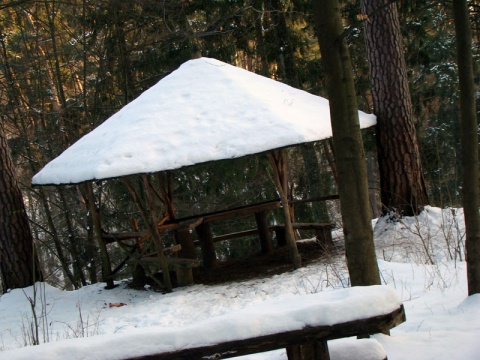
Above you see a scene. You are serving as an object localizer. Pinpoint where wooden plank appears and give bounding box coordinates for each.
[173,217,204,232]
[203,201,281,224]
[125,304,406,360]
[163,244,182,255]
[290,194,339,205]
[292,223,335,230]
[212,229,259,242]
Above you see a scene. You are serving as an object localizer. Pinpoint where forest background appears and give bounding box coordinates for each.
[0,0,478,292]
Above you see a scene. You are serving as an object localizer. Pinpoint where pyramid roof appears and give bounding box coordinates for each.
[32,57,376,185]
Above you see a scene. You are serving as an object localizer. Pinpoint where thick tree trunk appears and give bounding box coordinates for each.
[313,0,381,286]
[452,0,480,295]
[360,0,428,216]
[0,124,43,292]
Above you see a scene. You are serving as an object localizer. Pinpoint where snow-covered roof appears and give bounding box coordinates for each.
[32,57,376,185]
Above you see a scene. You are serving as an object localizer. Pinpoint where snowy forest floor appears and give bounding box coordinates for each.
[0,206,479,360]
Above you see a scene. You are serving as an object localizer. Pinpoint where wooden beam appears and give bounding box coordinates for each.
[202,201,281,224]
[290,194,339,204]
[291,223,335,230]
[175,228,197,260]
[255,211,273,254]
[196,222,217,268]
[211,229,260,242]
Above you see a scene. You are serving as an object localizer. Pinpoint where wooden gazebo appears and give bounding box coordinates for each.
[32,57,376,292]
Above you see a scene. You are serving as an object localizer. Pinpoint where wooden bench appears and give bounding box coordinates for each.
[122,306,404,359]
[5,286,404,360]
[127,244,200,287]
[123,286,405,360]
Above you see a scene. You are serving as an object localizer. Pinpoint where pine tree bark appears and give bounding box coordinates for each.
[360,0,428,216]
[0,124,43,292]
[452,0,480,295]
[312,0,380,286]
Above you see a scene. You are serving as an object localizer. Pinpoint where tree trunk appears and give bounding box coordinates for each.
[269,0,300,87]
[360,0,428,216]
[85,182,115,289]
[0,124,43,292]
[268,0,330,224]
[452,0,480,295]
[268,150,302,269]
[312,0,381,286]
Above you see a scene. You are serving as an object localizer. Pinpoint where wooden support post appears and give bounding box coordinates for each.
[141,175,173,293]
[175,228,197,259]
[255,211,273,254]
[287,341,330,360]
[316,228,334,251]
[196,222,217,268]
[268,150,302,269]
[175,265,194,287]
[85,182,115,289]
[124,177,173,293]
[175,228,198,278]
[287,345,302,360]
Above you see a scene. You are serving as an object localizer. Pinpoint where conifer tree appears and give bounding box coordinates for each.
[0,124,43,292]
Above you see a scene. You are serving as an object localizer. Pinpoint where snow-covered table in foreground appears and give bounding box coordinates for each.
[3,285,405,360]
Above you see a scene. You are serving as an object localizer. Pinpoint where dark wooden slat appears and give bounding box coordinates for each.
[126,305,405,360]
[271,223,334,231]
[170,217,204,232]
[212,229,259,242]
[289,194,340,205]
[292,223,335,230]
[203,201,282,224]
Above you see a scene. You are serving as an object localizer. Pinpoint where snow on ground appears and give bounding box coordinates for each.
[1,207,479,359]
